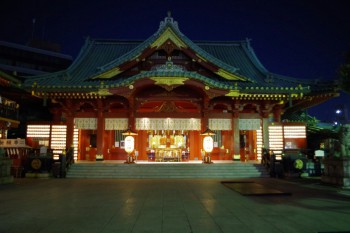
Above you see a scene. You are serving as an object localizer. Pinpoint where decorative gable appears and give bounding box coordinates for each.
[89,13,248,84]
[151,28,187,51]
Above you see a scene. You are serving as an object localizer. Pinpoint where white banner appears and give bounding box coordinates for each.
[105,118,128,130]
[209,119,232,130]
[136,118,201,130]
[0,139,26,148]
[74,118,97,129]
[239,119,261,130]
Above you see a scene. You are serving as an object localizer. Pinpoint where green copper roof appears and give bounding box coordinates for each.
[23,14,338,95]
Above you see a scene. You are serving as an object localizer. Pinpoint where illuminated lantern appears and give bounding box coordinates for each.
[200,128,215,164]
[124,136,135,154]
[122,127,138,164]
[203,136,214,153]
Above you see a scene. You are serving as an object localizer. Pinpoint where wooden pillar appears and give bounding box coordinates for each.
[273,106,283,123]
[127,98,136,130]
[201,98,210,132]
[261,103,272,150]
[60,99,74,152]
[50,107,62,122]
[189,130,200,160]
[199,98,210,160]
[126,97,137,159]
[262,111,270,149]
[66,114,74,151]
[232,111,240,161]
[96,99,104,161]
[232,102,243,161]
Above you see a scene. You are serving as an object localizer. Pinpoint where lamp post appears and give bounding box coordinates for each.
[201,128,215,164]
[334,104,349,126]
[122,128,138,164]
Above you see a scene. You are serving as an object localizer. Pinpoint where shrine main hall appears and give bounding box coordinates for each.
[22,14,338,163]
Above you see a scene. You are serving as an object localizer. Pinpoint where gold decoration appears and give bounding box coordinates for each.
[92,67,122,79]
[151,27,187,49]
[216,69,246,81]
[89,88,112,96]
[200,128,215,136]
[136,118,201,130]
[150,77,188,86]
[225,90,240,97]
[31,159,42,170]
[122,128,138,136]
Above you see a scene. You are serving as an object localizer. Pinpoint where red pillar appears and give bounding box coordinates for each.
[66,114,74,150]
[273,106,283,123]
[96,99,104,161]
[232,110,240,161]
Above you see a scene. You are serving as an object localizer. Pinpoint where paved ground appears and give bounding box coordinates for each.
[1,177,350,233]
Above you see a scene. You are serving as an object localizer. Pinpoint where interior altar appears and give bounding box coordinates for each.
[147,130,189,162]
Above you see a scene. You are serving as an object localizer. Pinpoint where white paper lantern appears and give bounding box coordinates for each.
[124,136,135,154]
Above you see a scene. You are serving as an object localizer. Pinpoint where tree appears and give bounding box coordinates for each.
[339,52,350,94]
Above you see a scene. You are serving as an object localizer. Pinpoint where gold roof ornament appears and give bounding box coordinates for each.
[122,128,138,136]
[200,128,216,136]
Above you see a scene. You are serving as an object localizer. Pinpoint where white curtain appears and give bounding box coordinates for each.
[239,119,261,130]
[105,118,128,130]
[74,118,97,129]
[136,118,201,130]
[208,119,232,130]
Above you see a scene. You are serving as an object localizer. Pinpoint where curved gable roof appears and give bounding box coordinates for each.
[90,15,246,82]
[24,15,249,88]
[23,14,337,96]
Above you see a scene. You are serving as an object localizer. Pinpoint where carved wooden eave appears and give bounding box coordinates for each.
[202,86,229,99]
[156,101,179,112]
[108,85,136,99]
[34,90,108,100]
[284,92,340,113]
[230,92,305,102]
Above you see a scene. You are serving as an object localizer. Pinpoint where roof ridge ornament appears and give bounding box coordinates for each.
[158,11,180,32]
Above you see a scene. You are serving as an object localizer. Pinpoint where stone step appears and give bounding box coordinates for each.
[66,162,269,179]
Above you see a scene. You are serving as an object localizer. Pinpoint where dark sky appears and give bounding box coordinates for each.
[1,0,350,122]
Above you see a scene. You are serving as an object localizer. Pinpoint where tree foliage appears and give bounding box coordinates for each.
[339,52,350,94]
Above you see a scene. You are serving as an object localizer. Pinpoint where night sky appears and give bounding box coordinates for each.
[1,0,350,122]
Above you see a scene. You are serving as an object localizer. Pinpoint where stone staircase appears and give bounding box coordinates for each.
[66,161,269,179]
